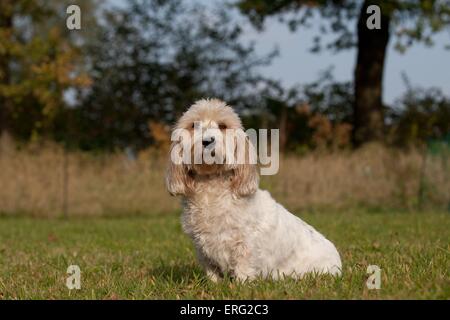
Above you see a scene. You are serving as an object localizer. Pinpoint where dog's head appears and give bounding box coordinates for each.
[165,99,259,196]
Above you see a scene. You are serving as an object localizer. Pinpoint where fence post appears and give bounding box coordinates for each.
[63,146,69,218]
[417,143,427,210]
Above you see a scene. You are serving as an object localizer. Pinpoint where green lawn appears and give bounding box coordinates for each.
[0,210,449,299]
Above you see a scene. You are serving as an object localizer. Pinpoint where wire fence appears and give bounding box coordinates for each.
[419,134,450,211]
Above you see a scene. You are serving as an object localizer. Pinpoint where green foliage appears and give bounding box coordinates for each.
[0,0,448,150]
[71,0,277,150]
[387,79,450,146]
[300,68,353,123]
[237,0,450,148]
[0,0,91,141]
[236,0,450,53]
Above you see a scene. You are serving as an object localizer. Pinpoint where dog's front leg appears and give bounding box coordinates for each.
[205,266,222,283]
[196,248,223,282]
[232,263,258,282]
[230,244,257,282]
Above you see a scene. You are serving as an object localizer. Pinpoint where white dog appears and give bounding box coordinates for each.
[166,98,342,281]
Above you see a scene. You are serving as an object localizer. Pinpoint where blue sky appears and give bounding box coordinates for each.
[109,0,450,105]
[242,16,450,105]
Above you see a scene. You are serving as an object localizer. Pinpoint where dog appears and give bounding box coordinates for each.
[165,98,342,281]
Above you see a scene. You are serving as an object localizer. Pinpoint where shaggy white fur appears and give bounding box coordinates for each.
[166,99,342,281]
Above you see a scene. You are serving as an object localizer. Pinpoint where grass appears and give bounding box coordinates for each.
[1,138,449,217]
[0,209,449,299]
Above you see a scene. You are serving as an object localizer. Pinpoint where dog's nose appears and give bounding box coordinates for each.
[202,136,215,147]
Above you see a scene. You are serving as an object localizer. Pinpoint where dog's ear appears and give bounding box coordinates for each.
[231,131,259,196]
[165,143,193,196]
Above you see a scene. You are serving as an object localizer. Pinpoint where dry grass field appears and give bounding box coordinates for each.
[0,136,448,217]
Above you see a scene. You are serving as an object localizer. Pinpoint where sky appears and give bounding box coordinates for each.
[109,0,450,105]
[242,16,450,105]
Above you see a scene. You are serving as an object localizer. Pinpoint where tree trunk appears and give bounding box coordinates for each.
[352,0,391,146]
[0,0,13,135]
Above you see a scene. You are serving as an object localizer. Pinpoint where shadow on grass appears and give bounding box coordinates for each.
[147,261,205,284]
[146,261,344,288]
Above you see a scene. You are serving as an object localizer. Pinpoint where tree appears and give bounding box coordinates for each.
[387,77,450,146]
[0,0,16,135]
[0,0,91,140]
[74,0,276,150]
[354,1,390,145]
[237,0,450,146]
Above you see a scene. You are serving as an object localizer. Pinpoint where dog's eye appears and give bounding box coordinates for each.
[218,123,227,130]
[191,123,195,129]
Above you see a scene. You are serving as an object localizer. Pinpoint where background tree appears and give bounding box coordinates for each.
[73,0,276,150]
[387,75,450,146]
[237,0,450,146]
[0,0,91,141]
[1,0,448,151]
